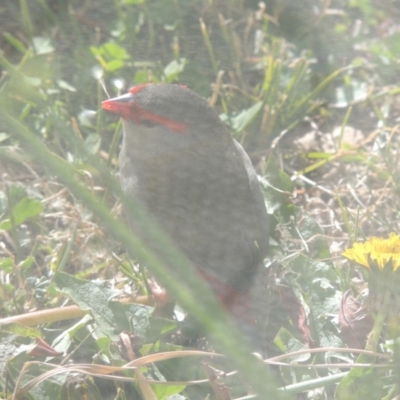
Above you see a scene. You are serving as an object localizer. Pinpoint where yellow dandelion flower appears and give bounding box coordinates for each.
[343,234,400,339]
[342,233,400,272]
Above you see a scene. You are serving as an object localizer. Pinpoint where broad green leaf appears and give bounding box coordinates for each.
[220,101,263,133]
[0,197,43,230]
[151,383,186,400]
[163,58,187,82]
[0,257,14,272]
[106,59,125,72]
[336,362,385,400]
[103,42,130,60]
[54,272,154,341]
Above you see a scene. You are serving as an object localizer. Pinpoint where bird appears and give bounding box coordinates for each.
[102,83,269,346]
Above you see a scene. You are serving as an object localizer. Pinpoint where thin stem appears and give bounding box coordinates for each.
[365,289,391,352]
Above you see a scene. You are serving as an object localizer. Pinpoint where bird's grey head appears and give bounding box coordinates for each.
[102,83,223,136]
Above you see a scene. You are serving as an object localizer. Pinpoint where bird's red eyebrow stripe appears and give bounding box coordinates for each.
[135,105,188,134]
[129,84,151,95]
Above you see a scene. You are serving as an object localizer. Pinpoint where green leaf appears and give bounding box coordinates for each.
[163,58,187,82]
[0,257,14,273]
[57,80,76,92]
[19,255,34,271]
[103,42,130,60]
[385,32,400,59]
[84,133,101,155]
[262,154,294,218]
[2,32,27,53]
[0,197,44,230]
[220,101,263,133]
[54,272,154,341]
[0,332,35,374]
[151,383,186,400]
[274,327,309,361]
[90,42,130,71]
[51,314,94,355]
[89,45,102,57]
[336,361,385,400]
[32,36,54,54]
[106,59,125,72]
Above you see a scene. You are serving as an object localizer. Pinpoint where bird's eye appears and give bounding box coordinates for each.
[141,119,158,128]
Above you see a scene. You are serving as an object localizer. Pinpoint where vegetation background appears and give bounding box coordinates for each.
[1,0,400,398]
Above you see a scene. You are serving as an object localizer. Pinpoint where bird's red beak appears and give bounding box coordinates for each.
[101,93,136,120]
